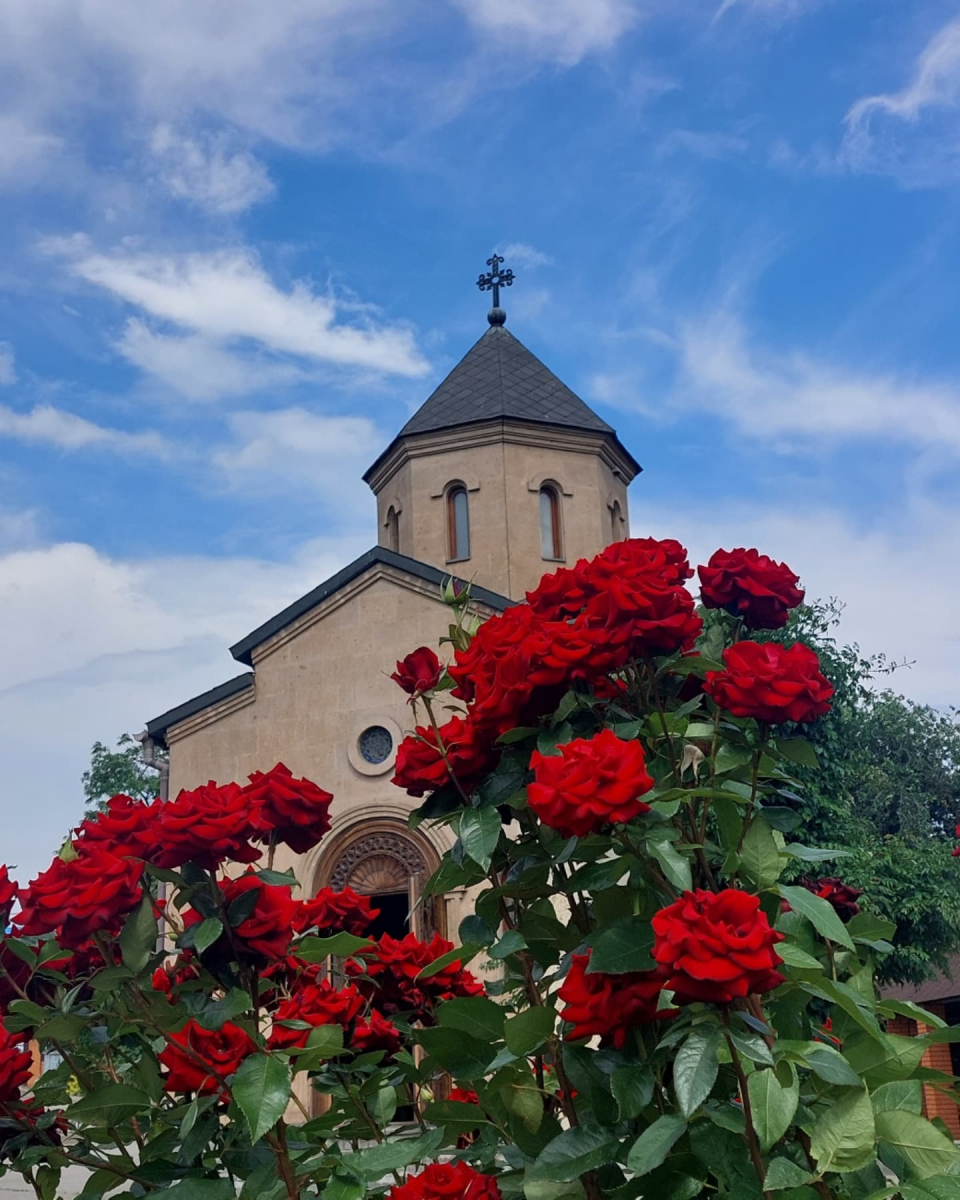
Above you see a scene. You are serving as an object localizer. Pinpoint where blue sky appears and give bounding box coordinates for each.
[2,0,960,882]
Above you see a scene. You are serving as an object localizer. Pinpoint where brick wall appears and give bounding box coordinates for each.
[889,1007,960,1139]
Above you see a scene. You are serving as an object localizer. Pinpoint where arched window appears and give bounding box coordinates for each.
[539,485,563,560]
[610,500,623,543]
[446,485,470,561]
[385,506,400,553]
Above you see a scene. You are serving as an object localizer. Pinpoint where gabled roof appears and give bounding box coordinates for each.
[229,546,511,666]
[145,671,254,748]
[364,324,640,481]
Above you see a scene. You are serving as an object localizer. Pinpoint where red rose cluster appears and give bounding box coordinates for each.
[347,932,484,1020]
[0,1024,32,1102]
[17,847,145,948]
[294,885,379,937]
[558,952,676,1048]
[528,729,654,838]
[268,978,402,1057]
[183,871,298,964]
[0,868,18,930]
[801,877,862,922]
[387,1161,502,1200]
[652,889,784,1004]
[699,547,804,630]
[705,641,833,726]
[158,1020,257,1098]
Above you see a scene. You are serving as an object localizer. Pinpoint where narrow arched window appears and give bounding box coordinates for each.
[386,506,400,553]
[539,485,563,560]
[610,500,623,543]
[447,486,470,561]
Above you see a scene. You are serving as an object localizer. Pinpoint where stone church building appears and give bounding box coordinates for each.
[144,301,640,959]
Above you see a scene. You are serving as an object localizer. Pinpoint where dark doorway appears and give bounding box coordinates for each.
[368,891,411,940]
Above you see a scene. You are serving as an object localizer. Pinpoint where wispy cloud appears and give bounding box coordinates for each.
[0,403,174,458]
[50,243,429,381]
[657,129,749,160]
[0,344,15,386]
[451,0,639,65]
[149,124,275,214]
[499,242,554,269]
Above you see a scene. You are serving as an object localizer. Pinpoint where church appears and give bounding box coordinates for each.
[144,259,640,958]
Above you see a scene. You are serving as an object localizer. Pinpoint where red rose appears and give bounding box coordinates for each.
[583,537,694,587]
[0,1024,32,1102]
[449,1087,480,1106]
[352,1011,403,1057]
[387,1161,502,1200]
[801,877,861,922]
[347,932,484,1018]
[185,872,296,964]
[244,763,333,855]
[528,729,654,838]
[0,867,17,929]
[558,952,676,1048]
[74,794,162,861]
[699,548,804,630]
[17,847,144,948]
[159,1020,256,1097]
[582,572,702,660]
[526,563,590,620]
[155,781,260,870]
[652,888,784,1005]
[704,641,833,725]
[391,647,443,696]
[268,980,364,1052]
[294,886,379,938]
[392,716,494,798]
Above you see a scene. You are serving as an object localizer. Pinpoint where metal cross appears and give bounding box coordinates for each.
[476,253,515,309]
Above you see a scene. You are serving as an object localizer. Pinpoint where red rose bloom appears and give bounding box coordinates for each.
[801,877,862,922]
[699,548,804,630]
[392,716,494,798]
[528,729,654,838]
[155,781,260,870]
[0,867,17,929]
[268,980,364,1052]
[652,888,784,1005]
[74,794,162,861]
[387,1161,502,1200]
[392,647,443,696]
[185,872,296,963]
[347,932,484,1018]
[294,886,379,937]
[17,847,144,948]
[558,952,676,1048]
[449,1087,480,1106]
[583,536,694,587]
[705,641,833,725]
[244,763,333,855]
[526,563,590,620]
[582,571,702,660]
[0,1025,32,1102]
[159,1020,256,1097]
[352,1011,403,1057]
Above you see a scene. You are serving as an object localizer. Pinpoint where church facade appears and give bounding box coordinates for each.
[145,306,640,963]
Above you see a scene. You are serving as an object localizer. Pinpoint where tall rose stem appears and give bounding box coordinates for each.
[722,1011,771,1200]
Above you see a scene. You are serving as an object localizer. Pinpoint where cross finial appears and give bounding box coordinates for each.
[477,253,515,325]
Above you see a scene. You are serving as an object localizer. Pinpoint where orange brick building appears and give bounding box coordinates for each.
[882,958,960,1139]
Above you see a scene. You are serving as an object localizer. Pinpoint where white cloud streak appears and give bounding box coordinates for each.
[0,403,174,458]
[149,124,274,214]
[451,0,639,64]
[0,344,16,386]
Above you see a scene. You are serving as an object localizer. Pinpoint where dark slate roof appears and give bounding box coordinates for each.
[365,325,640,480]
[229,546,512,667]
[146,672,254,748]
[880,955,960,1005]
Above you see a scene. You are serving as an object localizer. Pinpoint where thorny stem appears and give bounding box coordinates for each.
[722,1012,771,1200]
[797,1129,836,1200]
[421,695,472,806]
[267,1121,301,1200]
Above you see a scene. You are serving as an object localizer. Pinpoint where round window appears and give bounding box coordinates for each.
[358,725,393,765]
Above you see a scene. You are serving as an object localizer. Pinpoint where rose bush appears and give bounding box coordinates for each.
[0,535,956,1199]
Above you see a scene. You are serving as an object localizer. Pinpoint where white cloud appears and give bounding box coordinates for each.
[54,245,429,380]
[0,115,62,184]
[658,129,749,159]
[500,243,554,269]
[847,18,960,127]
[117,320,305,402]
[452,0,639,64]
[149,124,274,214]
[0,403,174,458]
[0,344,16,385]
[713,0,819,19]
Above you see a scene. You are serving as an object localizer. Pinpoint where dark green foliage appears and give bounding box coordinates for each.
[81,732,163,820]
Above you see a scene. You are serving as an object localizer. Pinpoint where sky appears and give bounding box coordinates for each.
[2,0,960,884]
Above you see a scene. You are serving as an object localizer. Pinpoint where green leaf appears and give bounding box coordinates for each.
[875,1110,960,1179]
[611,1065,654,1120]
[343,1129,445,1179]
[290,1023,344,1071]
[585,918,655,974]
[119,895,157,973]
[232,1054,291,1143]
[778,884,855,950]
[70,1084,152,1125]
[437,996,506,1042]
[297,933,374,961]
[155,1182,235,1200]
[674,1027,720,1118]
[648,838,693,892]
[900,1180,960,1199]
[740,818,781,889]
[716,742,753,773]
[529,1124,620,1183]
[809,1087,876,1174]
[748,1065,799,1153]
[459,806,502,870]
[783,844,852,862]
[414,1027,493,1079]
[626,1114,688,1175]
[417,942,481,979]
[729,1029,774,1067]
[200,987,251,1030]
[872,1080,923,1115]
[505,1007,555,1056]
[369,1085,397,1127]
[193,917,223,955]
[777,942,824,971]
[500,1080,544,1132]
[764,1157,812,1190]
[490,930,528,960]
[776,737,820,768]
[800,1044,862,1088]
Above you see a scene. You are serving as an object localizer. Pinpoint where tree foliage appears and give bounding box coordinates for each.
[81,733,161,820]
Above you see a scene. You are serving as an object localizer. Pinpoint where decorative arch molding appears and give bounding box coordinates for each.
[381,496,403,525]
[429,473,481,499]
[527,474,573,497]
